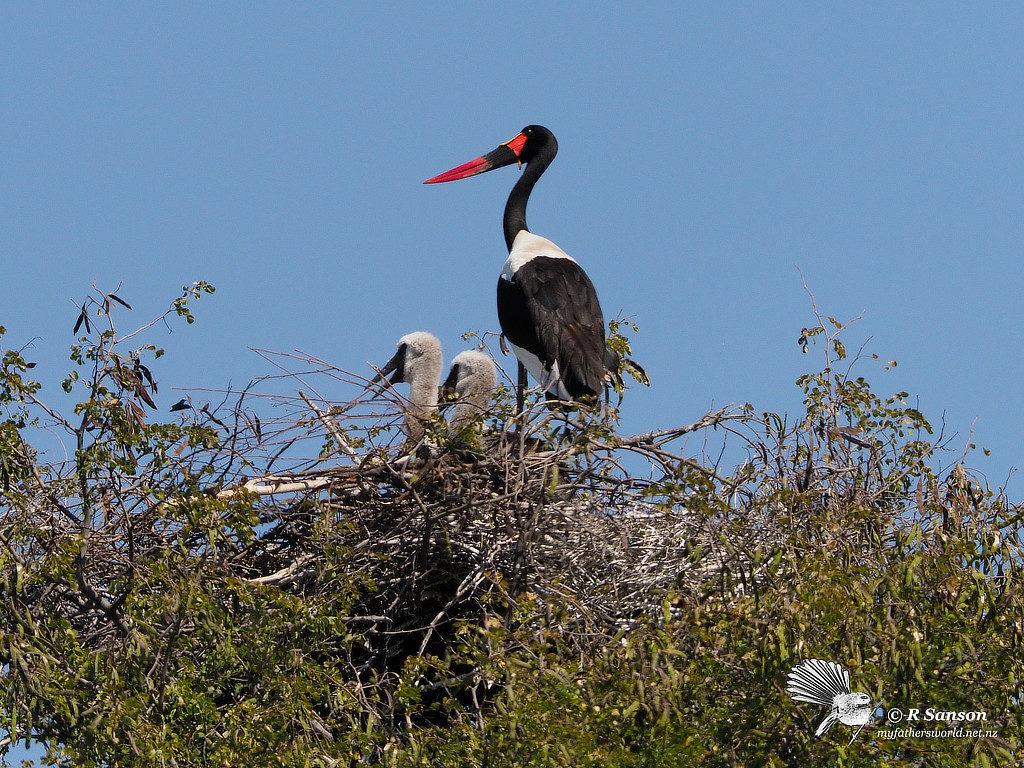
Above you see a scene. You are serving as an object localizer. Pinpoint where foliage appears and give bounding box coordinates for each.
[0,285,1020,767]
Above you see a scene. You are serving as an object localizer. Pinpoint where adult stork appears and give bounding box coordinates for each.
[425,125,610,411]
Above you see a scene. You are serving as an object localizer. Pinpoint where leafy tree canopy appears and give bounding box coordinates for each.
[0,284,1020,767]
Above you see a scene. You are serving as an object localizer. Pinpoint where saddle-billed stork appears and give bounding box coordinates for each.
[425,125,611,411]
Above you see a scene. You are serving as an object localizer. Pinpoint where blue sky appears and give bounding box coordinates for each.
[2,3,1023,759]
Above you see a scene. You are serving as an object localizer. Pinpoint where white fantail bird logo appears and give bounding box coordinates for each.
[786,659,873,745]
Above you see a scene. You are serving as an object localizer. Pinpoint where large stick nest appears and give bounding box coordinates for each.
[5,352,768,681]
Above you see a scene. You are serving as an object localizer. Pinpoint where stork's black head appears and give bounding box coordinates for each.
[514,125,557,165]
[424,124,558,183]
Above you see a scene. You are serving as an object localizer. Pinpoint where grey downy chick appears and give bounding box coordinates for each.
[372,332,443,442]
[442,350,498,436]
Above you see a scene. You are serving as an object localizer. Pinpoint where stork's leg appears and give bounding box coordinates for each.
[516,361,528,425]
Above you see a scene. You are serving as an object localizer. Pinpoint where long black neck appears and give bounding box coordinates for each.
[502,152,552,252]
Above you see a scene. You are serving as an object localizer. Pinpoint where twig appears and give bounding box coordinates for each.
[300,390,356,456]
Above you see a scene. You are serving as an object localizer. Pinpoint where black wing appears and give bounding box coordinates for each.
[497,256,606,399]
